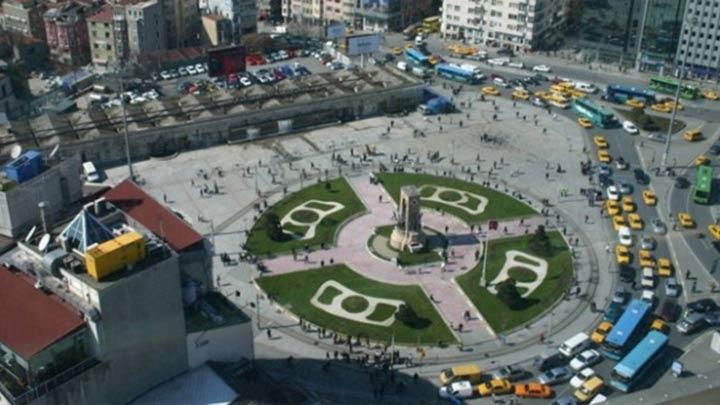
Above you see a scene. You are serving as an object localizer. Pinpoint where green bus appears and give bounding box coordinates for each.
[648,76,699,100]
[693,165,714,204]
[571,97,617,128]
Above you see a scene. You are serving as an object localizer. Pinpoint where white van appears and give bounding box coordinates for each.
[575,82,597,94]
[396,61,408,71]
[559,332,591,358]
[82,161,100,183]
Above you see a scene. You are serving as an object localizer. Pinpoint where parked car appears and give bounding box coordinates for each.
[686,298,718,314]
[648,132,667,143]
[538,366,572,385]
[677,312,707,334]
[569,350,601,371]
[178,66,189,76]
[492,365,528,382]
[438,380,475,399]
[665,277,679,297]
[623,120,639,134]
[186,65,197,75]
[533,64,552,73]
[651,218,667,234]
[604,301,625,323]
[612,286,626,303]
[532,352,568,372]
[704,311,720,326]
[659,299,681,322]
[514,383,554,399]
[570,368,596,389]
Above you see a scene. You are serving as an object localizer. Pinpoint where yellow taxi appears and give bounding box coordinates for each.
[578,117,594,128]
[657,257,672,277]
[591,321,613,344]
[613,215,626,231]
[678,212,695,228]
[597,150,611,163]
[642,190,657,206]
[593,136,608,148]
[616,245,631,265]
[708,224,720,240]
[478,379,513,397]
[512,89,530,100]
[683,128,702,142]
[612,215,626,231]
[625,98,645,109]
[664,99,684,111]
[628,213,643,230]
[534,90,549,100]
[392,47,403,55]
[703,90,720,100]
[622,196,635,213]
[651,318,668,333]
[429,55,443,65]
[575,376,604,404]
[694,154,710,166]
[404,43,414,49]
[482,86,500,96]
[639,250,655,268]
[605,200,621,216]
[651,103,672,113]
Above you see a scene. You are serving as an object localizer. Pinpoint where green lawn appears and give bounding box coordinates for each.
[373,225,443,266]
[456,231,573,332]
[256,265,456,345]
[375,172,536,223]
[246,177,365,256]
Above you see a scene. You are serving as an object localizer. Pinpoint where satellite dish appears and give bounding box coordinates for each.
[25,225,37,243]
[49,144,60,160]
[10,145,22,159]
[38,233,50,252]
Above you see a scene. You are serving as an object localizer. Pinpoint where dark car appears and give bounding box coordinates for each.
[490,73,505,80]
[533,73,549,82]
[686,298,718,314]
[618,265,634,283]
[675,176,690,189]
[659,299,681,322]
[493,365,529,382]
[634,169,649,185]
[604,300,625,323]
[383,53,396,62]
[497,47,515,57]
[552,394,579,405]
[532,352,567,372]
[704,310,720,326]
[710,143,720,155]
[531,96,548,108]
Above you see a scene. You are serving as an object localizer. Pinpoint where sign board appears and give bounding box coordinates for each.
[345,34,380,56]
[325,23,346,39]
[207,45,246,77]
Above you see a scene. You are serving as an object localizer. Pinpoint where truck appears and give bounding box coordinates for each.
[419,96,453,115]
[411,66,431,78]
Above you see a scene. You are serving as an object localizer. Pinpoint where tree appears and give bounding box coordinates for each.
[529,225,552,256]
[265,212,285,242]
[394,304,429,328]
[496,279,525,310]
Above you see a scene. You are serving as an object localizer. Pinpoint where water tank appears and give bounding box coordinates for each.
[43,248,68,277]
[4,150,44,184]
[182,279,197,307]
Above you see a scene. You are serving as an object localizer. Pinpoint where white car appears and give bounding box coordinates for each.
[178,66,189,76]
[159,70,171,80]
[618,182,633,194]
[186,65,197,75]
[142,89,159,100]
[623,120,639,134]
[493,77,509,87]
[641,267,655,289]
[508,61,525,69]
[570,368,596,389]
[641,289,655,304]
[533,64,551,73]
[618,226,633,246]
[195,63,205,73]
[438,380,475,399]
[665,277,679,297]
[570,349,601,371]
[606,185,620,201]
[239,77,252,87]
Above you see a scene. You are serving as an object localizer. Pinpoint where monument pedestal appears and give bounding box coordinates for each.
[390,226,426,251]
[389,185,426,252]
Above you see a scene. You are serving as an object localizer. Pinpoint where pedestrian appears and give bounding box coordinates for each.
[584,214,589,223]
[266,329,272,339]
[163,193,167,202]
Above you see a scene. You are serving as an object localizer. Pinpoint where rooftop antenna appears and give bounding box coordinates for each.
[38,233,50,253]
[49,144,60,160]
[10,144,22,159]
[25,225,37,243]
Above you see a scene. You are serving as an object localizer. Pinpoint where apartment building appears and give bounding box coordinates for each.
[1,0,47,40]
[121,0,167,55]
[200,0,257,44]
[44,1,92,66]
[441,0,569,51]
[676,0,720,77]
[87,4,118,66]
[162,0,200,48]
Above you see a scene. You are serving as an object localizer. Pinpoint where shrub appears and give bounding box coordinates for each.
[529,225,552,256]
[496,279,526,310]
[265,212,286,242]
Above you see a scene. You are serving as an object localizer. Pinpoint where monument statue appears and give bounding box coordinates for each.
[390,186,426,251]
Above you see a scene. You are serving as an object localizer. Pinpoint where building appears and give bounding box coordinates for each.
[0,178,251,404]
[120,0,167,55]
[0,0,47,40]
[87,4,118,66]
[162,0,201,48]
[441,0,568,51]
[355,0,435,33]
[44,1,91,66]
[574,0,686,71]
[258,0,283,23]
[201,14,233,47]
[200,0,257,44]
[675,0,720,78]
[0,73,19,119]
[12,34,50,72]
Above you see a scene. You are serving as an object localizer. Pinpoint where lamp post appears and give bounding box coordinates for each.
[107,61,136,181]
[661,16,699,169]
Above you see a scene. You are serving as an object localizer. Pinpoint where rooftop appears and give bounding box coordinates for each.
[87,3,113,23]
[104,180,203,251]
[0,266,85,359]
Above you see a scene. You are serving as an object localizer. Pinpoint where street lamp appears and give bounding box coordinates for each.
[107,61,136,181]
[661,16,699,169]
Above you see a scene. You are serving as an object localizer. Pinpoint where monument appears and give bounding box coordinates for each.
[390,186,426,252]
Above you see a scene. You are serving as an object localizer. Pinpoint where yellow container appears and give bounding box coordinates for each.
[85,231,146,281]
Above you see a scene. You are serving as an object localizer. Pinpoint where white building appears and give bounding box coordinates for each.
[200,0,257,44]
[123,0,167,54]
[441,0,569,51]
[676,0,720,77]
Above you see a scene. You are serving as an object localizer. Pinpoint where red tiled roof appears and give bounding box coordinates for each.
[87,3,113,23]
[104,180,203,251]
[0,266,85,359]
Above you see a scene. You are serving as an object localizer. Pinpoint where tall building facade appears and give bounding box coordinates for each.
[200,0,257,44]
[162,0,200,48]
[87,4,118,66]
[676,0,720,77]
[441,0,568,51]
[122,0,167,54]
[44,1,91,66]
[1,0,47,40]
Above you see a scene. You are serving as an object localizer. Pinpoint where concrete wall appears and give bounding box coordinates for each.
[52,83,423,168]
[186,321,253,369]
[0,155,82,238]
[39,255,189,405]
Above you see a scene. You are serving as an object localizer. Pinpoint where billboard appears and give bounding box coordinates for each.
[325,23,346,39]
[207,45,246,77]
[361,0,400,13]
[345,34,380,56]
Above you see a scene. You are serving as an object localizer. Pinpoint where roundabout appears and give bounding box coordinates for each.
[252,172,575,346]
